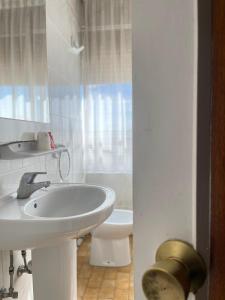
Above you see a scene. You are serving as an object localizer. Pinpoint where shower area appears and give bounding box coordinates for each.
[80,0,132,211]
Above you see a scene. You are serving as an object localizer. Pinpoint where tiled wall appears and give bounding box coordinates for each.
[47,0,84,184]
[86,174,133,210]
[0,1,82,299]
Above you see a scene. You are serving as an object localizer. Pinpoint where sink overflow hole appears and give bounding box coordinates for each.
[34,203,37,208]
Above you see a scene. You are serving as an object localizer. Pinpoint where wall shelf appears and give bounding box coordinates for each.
[0,140,67,160]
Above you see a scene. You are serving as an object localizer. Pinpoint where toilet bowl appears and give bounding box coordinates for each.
[90,209,133,267]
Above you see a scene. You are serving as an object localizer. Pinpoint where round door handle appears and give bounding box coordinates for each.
[142,240,207,300]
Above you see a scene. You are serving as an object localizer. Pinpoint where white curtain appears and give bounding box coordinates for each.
[82,0,132,174]
[0,0,49,122]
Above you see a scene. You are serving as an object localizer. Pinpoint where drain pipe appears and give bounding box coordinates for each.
[0,251,18,299]
[17,250,32,277]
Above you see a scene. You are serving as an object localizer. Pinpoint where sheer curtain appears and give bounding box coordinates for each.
[0,0,49,122]
[82,0,132,174]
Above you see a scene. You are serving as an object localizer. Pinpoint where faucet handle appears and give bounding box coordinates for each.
[20,172,47,184]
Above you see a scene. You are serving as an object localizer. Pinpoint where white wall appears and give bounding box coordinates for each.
[0,1,82,299]
[86,174,132,210]
[133,1,197,299]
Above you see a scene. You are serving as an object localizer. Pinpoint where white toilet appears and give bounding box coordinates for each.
[90,209,133,267]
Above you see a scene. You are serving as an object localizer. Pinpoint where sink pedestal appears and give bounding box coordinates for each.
[32,239,77,300]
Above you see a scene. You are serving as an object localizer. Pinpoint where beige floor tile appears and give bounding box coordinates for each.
[77,236,134,299]
[129,278,134,289]
[117,265,131,273]
[93,266,106,272]
[77,278,88,297]
[98,287,114,298]
[101,279,116,289]
[78,256,89,264]
[104,269,117,280]
[83,287,99,298]
[114,288,129,300]
[88,274,103,288]
[116,273,130,290]
[78,264,93,279]
[83,296,98,300]
[129,287,134,300]
[92,269,105,280]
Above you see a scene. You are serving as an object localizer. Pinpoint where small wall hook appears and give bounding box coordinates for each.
[70,36,85,54]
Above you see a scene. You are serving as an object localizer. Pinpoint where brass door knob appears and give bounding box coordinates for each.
[142,240,207,300]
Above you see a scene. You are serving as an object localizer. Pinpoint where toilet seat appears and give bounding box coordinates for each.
[90,209,133,267]
[105,209,133,224]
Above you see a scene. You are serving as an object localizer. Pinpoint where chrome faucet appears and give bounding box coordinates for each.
[17,172,51,199]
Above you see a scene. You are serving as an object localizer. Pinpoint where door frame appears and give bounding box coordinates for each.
[209,0,225,298]
[197,0,225,299]
[196,0,211,299]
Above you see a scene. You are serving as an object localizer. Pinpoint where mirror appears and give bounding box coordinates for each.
[0,0,50,123]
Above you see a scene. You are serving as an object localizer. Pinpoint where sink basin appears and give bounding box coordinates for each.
[24,185,110,218]
[0,184,115,250]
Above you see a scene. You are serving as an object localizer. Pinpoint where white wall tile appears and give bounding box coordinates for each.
[0,1,82,299]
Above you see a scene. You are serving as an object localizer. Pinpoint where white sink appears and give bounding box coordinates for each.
[0,183,115,300]
[0,184,115,250]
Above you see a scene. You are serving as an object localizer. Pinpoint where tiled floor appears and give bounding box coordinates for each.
[77,236,134,300]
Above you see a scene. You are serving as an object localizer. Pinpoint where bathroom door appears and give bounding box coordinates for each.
[132,0,222,299]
